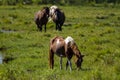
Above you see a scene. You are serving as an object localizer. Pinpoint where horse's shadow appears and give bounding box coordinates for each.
[81,68,92,71]
[72,67,92,71]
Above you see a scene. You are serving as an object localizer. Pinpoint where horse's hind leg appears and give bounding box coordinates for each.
[58,24,62,31]
[49,49,54,69]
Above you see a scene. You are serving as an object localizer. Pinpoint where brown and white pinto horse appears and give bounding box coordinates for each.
[34,7,49,32]
[49,36,84,71]
[49,5,65,31]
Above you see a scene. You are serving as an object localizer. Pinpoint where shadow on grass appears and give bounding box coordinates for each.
[72,67,92,71]
[81,68,92,71]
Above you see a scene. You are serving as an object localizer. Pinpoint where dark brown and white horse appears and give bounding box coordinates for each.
[34,7,49,32]
[49,5,65,31]
[49,36,84,71]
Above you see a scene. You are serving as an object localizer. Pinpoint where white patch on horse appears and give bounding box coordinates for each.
[65,36,74,45]
[56,39,60,44]
[50,5,58,17]
[50,5,58,10]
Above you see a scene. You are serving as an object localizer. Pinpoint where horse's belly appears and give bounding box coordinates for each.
[56,52,66,57]
[55,46,66,57]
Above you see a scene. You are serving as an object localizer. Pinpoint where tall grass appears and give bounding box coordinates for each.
[0,5,120,80]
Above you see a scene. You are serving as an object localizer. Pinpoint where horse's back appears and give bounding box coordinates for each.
[50,36,64,45]
[34,9,48,25]
[50,36,66,57]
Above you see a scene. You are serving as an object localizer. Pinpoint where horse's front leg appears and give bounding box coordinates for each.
[66,60,68,70]
[58,24,62,31]
[60,56,62,70]
[55,23,58,30]
[66,59,72,71]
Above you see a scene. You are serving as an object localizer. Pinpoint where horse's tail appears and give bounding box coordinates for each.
[49,36,59,69]
[49,48,54,69]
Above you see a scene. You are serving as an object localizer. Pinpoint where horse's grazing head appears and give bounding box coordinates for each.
[49,5,58,17]
[71,43,84,69]
[65,36,84,70]
[75,54,84,70]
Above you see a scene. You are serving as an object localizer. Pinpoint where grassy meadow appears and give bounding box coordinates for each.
[0,5,120,80]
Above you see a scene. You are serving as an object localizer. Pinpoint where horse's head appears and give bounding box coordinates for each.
[70,43,84,70]
[65,36,84,70]
[49,5,58,17]
[75,54,84,70]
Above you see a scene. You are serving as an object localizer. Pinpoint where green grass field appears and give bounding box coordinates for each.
[0,5,120,80]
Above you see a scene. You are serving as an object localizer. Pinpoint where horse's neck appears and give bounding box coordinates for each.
[71,43,81,57]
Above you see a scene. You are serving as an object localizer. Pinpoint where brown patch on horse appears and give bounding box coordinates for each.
[49,36,65,69]
[34,7,49,32]
[49,36,84,70]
